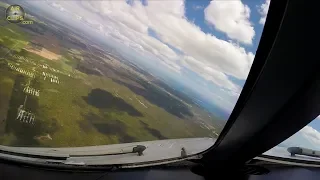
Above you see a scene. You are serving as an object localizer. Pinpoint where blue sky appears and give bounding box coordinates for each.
[185,0,264,51]
[184,0,265,87]
[25,0,262,113]
[21,0,320,152]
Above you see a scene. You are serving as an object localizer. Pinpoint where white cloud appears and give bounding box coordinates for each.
[204,0,255,44]
[41,0,257,111]
[181,56,241,93]
[265,116,320,155]
[300,125,320,147]
[77,1,254,77]
[279,115,320,150]
[258,0,270,25]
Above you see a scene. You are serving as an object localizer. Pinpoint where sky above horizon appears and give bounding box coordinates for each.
[24,0,271,114]
[19,0,320,152]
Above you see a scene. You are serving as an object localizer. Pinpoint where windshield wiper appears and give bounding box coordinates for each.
[0,145,69,160]
[287,147,320,158]
[0,144,147,165]
[70,145,147,157]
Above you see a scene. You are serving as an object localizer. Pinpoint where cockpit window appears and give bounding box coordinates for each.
[0,0,269,150]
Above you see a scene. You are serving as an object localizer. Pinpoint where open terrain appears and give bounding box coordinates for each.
[0,4,223,147]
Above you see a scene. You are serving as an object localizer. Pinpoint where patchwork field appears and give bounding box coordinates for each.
[0,6,222,147]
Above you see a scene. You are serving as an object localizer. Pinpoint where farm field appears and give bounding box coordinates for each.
[0,5,221,147]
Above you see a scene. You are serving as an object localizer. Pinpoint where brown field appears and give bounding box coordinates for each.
[24,47,61,60]
[31,31,61,54]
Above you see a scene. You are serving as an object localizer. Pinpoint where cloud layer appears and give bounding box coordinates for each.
[279,116,320,150]
[258,0,270,25]
[204,0,255,44]
[266,116,320,156]
[79,1,254,85]
[31,1,320,152]
[41,0,258,111]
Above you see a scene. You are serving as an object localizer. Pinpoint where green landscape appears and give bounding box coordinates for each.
[0,5,222,147]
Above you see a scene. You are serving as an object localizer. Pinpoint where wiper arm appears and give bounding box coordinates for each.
[132,145,146,156]
[70,145,147,157]
[0,145,147,167]
[0,145,69,160]
[287,147,320,158]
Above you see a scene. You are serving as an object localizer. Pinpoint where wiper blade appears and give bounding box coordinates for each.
[70,145,147,157]
[0,145,146,163]
[0,145,69,160]
[287,147,320,158]
[0,138,214,167]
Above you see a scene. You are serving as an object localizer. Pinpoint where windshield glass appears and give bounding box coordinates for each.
[264,115,320,159]
[0,0,269,149]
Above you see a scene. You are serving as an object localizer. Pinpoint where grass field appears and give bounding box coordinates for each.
[0,19,218,147]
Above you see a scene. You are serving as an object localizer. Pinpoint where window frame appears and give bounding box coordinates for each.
[200,0,320,169]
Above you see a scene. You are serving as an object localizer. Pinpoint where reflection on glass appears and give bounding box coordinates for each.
[0,0,269,148]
